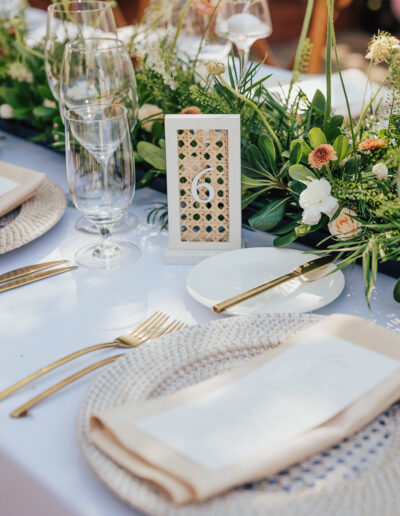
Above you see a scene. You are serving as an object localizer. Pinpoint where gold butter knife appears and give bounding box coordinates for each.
[0,260,68,284]
[0,266,78,294]
[212,254,335,314]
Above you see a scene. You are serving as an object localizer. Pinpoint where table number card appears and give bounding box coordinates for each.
[165,114,241,264]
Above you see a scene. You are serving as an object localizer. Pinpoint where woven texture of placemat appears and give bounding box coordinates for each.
[77,313,400,516]
[0,179,66,254]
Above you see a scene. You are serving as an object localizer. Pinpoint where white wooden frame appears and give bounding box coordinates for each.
[164,114,242,264]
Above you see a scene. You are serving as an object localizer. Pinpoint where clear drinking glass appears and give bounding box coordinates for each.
[173,0,231,62]
[216,0,272,74]
[60,38,138,131]
[65,104,140,269]
[45,0,117,102]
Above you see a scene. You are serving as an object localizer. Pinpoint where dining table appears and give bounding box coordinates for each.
[1,60,400,516]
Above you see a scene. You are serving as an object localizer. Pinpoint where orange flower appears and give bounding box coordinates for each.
[180,106,202,115]
[191,0,221,15]
[358,138,387,152]
[308,144,338,170]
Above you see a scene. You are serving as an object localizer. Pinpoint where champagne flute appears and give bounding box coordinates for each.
[60,37,139,234]
[216,0,272,76]
[45,1,117,102]
[65,104,140,269]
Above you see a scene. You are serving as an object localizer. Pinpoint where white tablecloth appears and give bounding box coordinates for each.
[0,122,399,516]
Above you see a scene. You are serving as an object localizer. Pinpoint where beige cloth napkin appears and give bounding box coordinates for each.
[0,161,46,217]
[90,314,400,505]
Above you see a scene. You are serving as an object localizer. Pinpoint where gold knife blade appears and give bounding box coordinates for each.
[0,260,68,284]
[0,266,78,294]
[212,254,335,314]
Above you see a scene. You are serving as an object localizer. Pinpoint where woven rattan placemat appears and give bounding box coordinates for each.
[0,179,66,254]
[77,313,400,516]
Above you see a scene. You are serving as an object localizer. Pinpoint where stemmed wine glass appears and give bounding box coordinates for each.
[65,104,140,269]
[216,0,272,75]
[45,1,117,102]
[173,0,231,62]
[60,38,138,131]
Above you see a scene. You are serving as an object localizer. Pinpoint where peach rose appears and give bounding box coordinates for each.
[328,208,361,240]
[180,106,202,115]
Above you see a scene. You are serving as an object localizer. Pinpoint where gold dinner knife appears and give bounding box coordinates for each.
[0,260,68,284]
[0,265,77,293]
[212,254,335,314]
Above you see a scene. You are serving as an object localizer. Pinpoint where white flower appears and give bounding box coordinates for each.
[299,178,339,226]
[138,103,164,131]
[328,208,361,240]
[0,103,14,119]
[372,162,388,180]
[366,32,400,64]
[8,62,33,83]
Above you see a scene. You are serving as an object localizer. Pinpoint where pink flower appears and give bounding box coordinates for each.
[308,144,338,170]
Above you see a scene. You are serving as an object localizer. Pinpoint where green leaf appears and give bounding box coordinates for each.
[288,179,307,195]
[247,144,268,175]
[137,142,166,170]
[273,219,300,235]
[288,164,316,184]
[32,105,57,118]
[289,142,302,165]
[258,134,276,172]
[394,278,400,303]
[290,138,312,157]
[241,174,268,189]
[344,157,358,175]
[248,198,289,231]
[273,231,297,247]
[309,127,327,148]
[325,115,344,142]
[311,89,326,115]
[333,135,349,163]
[242,189,264,209]
[37,85,54,100]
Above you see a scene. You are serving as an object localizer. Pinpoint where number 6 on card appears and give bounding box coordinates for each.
[164,114,242,264]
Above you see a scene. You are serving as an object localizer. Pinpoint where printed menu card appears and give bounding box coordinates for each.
[90,315,400,504]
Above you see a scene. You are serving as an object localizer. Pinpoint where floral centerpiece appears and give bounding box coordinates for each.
[0,0,399,304]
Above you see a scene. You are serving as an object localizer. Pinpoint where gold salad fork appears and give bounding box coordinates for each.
[11,315,187,418]
[1,312,185,402]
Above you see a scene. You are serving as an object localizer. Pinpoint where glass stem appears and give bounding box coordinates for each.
[93,155,120,259]
[237,46,250,80]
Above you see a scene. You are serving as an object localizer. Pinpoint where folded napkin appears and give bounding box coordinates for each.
[90,315,400,505]
[0,161,46,218]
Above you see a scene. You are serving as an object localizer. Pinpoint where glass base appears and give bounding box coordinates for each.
[75,213,139,234]
[75,240,141,270]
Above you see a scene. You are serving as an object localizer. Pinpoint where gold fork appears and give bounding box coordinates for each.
[11,318,187,418]
[0,312,183,401]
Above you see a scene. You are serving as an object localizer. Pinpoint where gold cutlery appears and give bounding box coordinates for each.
[1,312,185,401]
[212,254,335,314]
[11,355,123,418]
[0,260,77,294]
[11,317,187,418]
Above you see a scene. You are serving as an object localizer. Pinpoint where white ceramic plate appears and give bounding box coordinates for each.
[186,247,345,314]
